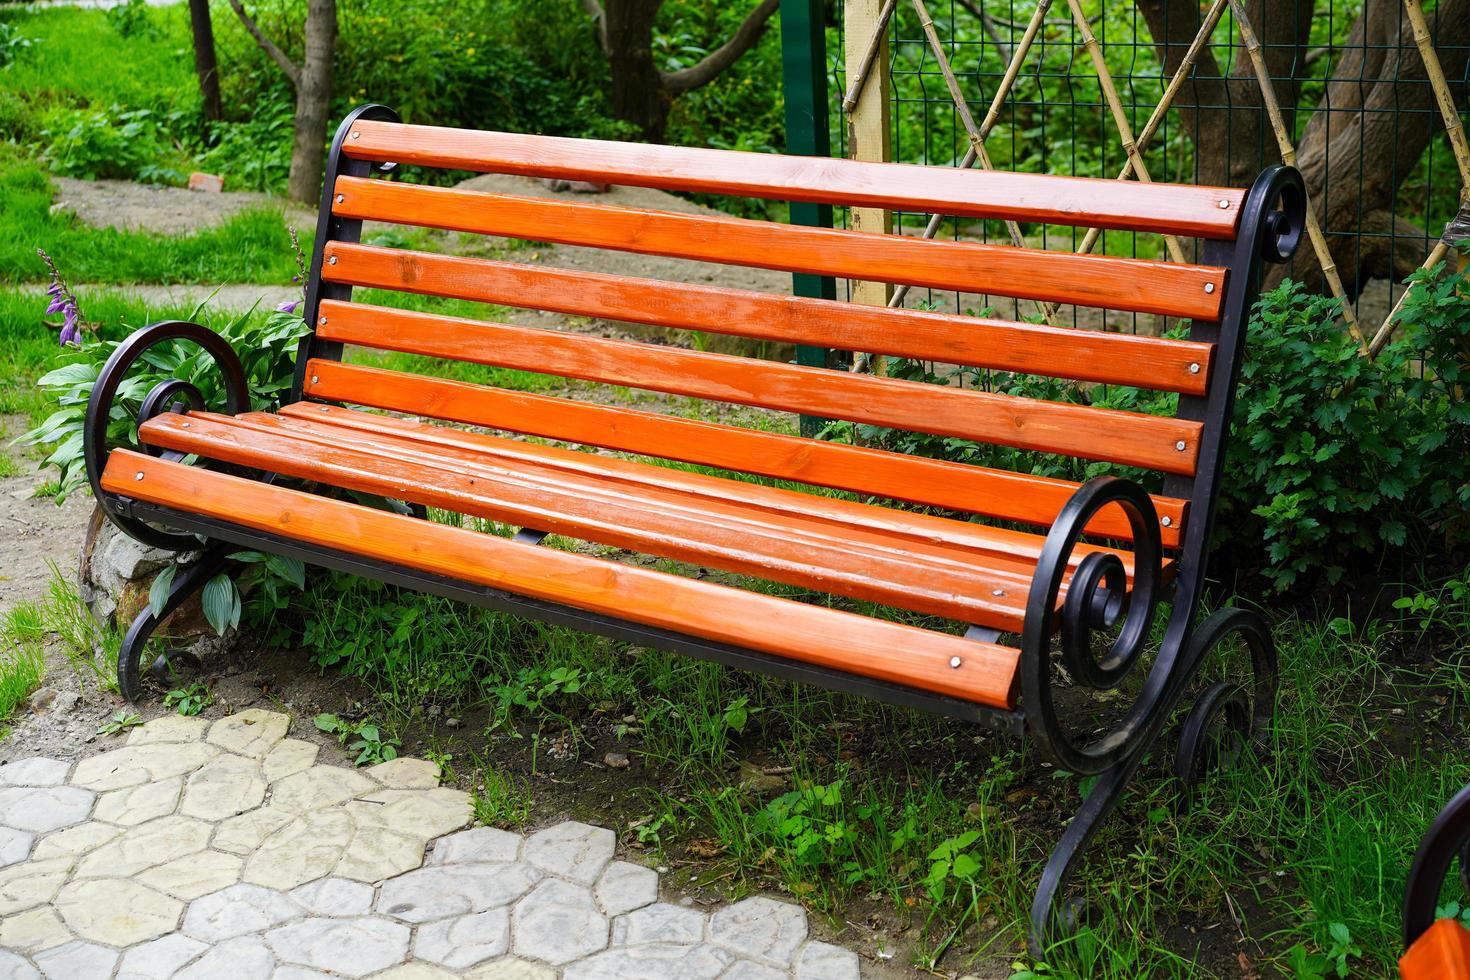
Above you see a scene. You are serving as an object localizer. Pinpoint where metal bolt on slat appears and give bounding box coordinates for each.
[1204,282,1216,294]
[1188,363,1200,374]
[949,656,963,669]
[1175,440,1187,451]
[1161,516,1173,527]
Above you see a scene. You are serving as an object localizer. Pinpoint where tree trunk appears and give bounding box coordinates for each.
[287,0,337,204]
[603,0,670,142]
[187,0,221,123]
[1137,0,1470,294]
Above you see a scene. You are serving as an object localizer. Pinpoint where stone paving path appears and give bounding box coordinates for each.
[0,710,864,979]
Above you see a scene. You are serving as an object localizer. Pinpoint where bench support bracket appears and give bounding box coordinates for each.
[115,543,235,702]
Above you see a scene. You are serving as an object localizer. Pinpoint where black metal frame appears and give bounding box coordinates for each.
[80,108,1306,961]
[1404,781,1470,948]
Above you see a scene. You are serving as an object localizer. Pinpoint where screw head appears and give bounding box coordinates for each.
[1188,362,1201,374]
[335,194,344,204]
[991,588,1006,597]
[948,656,963,669]
[1204,282,1216,294]
[351,131,361,139]
[319,317,328,325]
[320,406,330,412]
[328,255,338,265]
[310,375,319,384]
[134,471,144,481]
[1218,199,1231,209]
[1175,440,1187,451]
[1161,516,1173,527]
[181,421,190,428]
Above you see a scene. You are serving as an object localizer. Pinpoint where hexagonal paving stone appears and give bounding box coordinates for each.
[174,934,275,980]
[511,877,609,965]
[264,916,410,978]
[560,943,734,979]
[593,860,658,916]
[414,908,510,969]
[126,714,208,746]
[70,742,219,792]
[262,739,319,783]
[182,882,302,941]
[272,967,337,980]
[31,821,119,862]
[522,821,615,884]
[464,957,557,980]
[54,877,183,946]
[244,809,355,890]
[0,950,38,980]
[0,827,32,869]
[708,896,808,967]
[73,814,212,879]
[795,940,861,979]
[116,933,208,980]
[365,757,441,789]
[214,803,297,855]
[374,965,461,980]
[180,753,267,820]
[0,758,68,787]
[0,786,94,834]
[271,765,376,812]
[724,961,787,980]
[205,708,290,758]
[336,825,428,883]
[0,905,70,953]
[377,862,541,923]
[93,776,182,826]
[33,940,118,980]
[352,788,471,839]
[290,877,374,916]
[138,847,245,900]
[612,902,706,945]
[429,826,521,866]
[0,857,74,916]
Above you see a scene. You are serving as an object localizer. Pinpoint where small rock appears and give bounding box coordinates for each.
[51,691,79,715]
[188,172,224,193]
[602,752,630,769]
[445,718,461,729]
[26,688,56,711]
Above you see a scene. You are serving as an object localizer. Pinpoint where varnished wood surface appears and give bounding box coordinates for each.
[321,242,1216,395]
[330,176,1229,320]
[313,302,1204,475]
[102,450,1022,708]
[300,361,1191,547]
[341,120,1247,239]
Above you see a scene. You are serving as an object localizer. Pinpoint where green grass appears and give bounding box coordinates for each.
[0,604,48,736]
[0,157,303,285]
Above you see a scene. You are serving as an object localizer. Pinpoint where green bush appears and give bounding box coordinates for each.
[831,264,1470,593]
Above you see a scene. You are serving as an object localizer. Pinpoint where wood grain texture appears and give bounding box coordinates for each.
[313,302,1203,475]
[102,450,1021,708]
[300,361,1190,546]
[141,410,1054,628]
[330,176,1229,320]
[321,242,1216,395]
[340,120,1246,239]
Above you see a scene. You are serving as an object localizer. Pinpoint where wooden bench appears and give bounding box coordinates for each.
[83,105,1305,955]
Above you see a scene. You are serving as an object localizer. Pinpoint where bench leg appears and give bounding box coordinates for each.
[116,545,234,702]
[1027,606,1277,960]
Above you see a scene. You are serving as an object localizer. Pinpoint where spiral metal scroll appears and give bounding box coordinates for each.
[83,320,248,551]
[1172,608,1277,795]
[1020,475,1166,775]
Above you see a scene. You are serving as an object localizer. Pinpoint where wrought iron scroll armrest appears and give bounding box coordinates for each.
[83,320,248,552]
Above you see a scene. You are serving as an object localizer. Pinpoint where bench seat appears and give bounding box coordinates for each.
[135,404,1167,634]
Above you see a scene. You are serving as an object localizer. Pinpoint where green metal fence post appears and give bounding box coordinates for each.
[779,0,837,437]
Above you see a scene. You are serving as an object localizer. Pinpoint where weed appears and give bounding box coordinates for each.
[315,712,401,767]
[163,681,212,717]
[472,766,534,829]
[96,710,141,736]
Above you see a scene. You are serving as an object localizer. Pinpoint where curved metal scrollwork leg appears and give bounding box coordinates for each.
[1173,608,1277,796]
[1405,781,1470,946]
[117,546,233,702]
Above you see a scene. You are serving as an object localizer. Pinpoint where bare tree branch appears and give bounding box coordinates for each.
[578,0,611,55]
[225,0,301,88]
[662,0,780,94]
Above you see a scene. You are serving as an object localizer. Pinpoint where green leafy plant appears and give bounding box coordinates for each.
[0,22,33,69]
[488,665,585,732]
[163,681,212,717]
[1284,922,1362,978]
[314,712,401,766]
[104,0,160,40]
[472,767,533,828]
[96,710,141,736]
[41,105,175,181]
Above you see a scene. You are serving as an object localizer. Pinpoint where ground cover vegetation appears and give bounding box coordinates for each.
[2,1,1468,976]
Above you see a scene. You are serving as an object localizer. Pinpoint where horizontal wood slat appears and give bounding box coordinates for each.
[103,450,1022,708]
[341,121,1246,239]
[300,362,1190,546]
[321,243,1216,395]
[313,303,1202,475]
[141,411,1052,628]
[271,403,1157,569]
[331,177,1228,320]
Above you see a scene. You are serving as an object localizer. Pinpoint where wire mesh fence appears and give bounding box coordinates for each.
[816,0,1469,336]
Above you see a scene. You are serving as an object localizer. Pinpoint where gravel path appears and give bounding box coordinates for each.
[0,710,880,980]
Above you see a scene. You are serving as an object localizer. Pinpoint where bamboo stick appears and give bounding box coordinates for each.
[1367,241,1450,358]
[1230,0,1366,351]
[1403,0,1470,197]
[841,0,899,115]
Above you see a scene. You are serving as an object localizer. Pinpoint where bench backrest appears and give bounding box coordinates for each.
[295,105,1299,604]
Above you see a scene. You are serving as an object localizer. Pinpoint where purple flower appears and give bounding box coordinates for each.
[46,294,68,314]
[276,299,301,314]
[58,315,80,347]
[46,281,63,297]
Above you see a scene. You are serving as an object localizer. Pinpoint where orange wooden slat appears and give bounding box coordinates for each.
[1402,918,1470,980]
[331,177,1228,320]
[321,242,1216,395]
[299,361,1191,546]
[140,411,1044,628]
[341,121,1246,239]
[313,302,1203,475]
[103,450,1021,708]
[269,403,1168,568]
